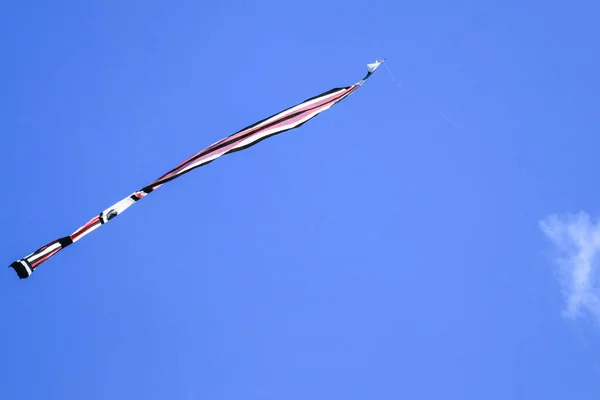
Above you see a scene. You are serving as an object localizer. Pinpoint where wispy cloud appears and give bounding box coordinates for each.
[540,211,600,321]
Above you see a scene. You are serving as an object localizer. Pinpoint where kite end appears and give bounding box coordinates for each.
[366,59,385,73]
[9,260,31,279]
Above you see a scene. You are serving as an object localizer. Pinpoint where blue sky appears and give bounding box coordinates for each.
[2,0,600,398]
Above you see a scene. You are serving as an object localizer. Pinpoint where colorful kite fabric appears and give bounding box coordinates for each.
[9,60,384,279]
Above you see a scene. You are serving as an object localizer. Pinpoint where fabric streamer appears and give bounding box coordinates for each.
[9,60,384,279]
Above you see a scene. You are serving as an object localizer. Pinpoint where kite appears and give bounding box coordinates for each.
[9,59,384,279]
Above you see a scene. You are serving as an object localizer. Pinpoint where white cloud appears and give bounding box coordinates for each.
[540,211,600,321]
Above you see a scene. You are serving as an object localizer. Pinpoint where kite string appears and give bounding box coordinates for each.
[382,60,468,133]
[381,60,528,177]
[384,62,403,88]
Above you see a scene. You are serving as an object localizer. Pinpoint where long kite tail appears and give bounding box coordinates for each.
[9,60,384,279]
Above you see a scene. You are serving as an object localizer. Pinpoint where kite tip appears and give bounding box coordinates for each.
[366,59,386,73]
[9,261,31,279]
